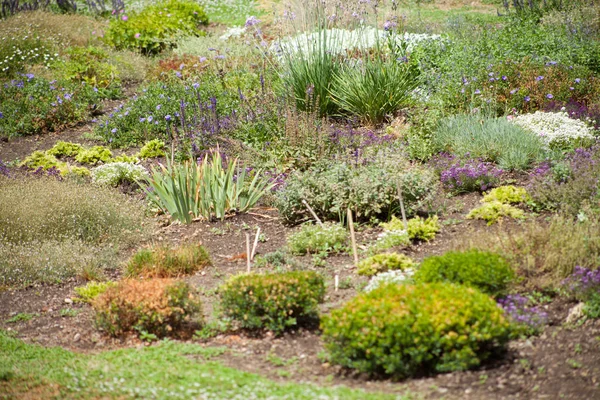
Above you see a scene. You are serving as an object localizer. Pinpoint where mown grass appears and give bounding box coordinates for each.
[0,331,406,399]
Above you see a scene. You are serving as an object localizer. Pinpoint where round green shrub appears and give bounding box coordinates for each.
[357,253,415,276]
[219,271,325,334]
[414,250,515,297]
[321,283,511,377]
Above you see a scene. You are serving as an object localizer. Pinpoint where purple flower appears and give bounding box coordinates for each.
[474,89,481,95]
[193,82,200,89]
[199,57,207,63]
[546,94,554,99]
[134,33,141,39]
[111,128,117,133]
[121,15,128,21]
[524,96,531,102]
[0,111,3,119]
[147,116,153,123]
[156,105,161,110]
[139,117,145,123]
[383,20,397,31]
[25,73,34,80]
[245,16,261,27]
[575,78,581,83]
[165,115,172,121]
[536,76,544,81]
[510,88,518,95]
[502,75,507,81]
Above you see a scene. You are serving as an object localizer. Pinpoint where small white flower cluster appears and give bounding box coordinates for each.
[272,28,442,57]
[0,42,58,73]
[511,111,596,149]
[364,268,415,293]
[92,162,148,187]
[219,26,247,41]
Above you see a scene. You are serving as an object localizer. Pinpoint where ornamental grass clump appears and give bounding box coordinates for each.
[146,151,274,223]
[219,271,325,334]
[126,243,211,278]
[321,283,511,377]
[357,253,415,276]
[287,223,348,255]
[415,250,515,298]
[93,279,202,337]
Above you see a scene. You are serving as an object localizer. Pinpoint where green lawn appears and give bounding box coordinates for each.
[0,331,407,399]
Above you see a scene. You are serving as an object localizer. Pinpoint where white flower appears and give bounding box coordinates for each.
[511,111,596,149]
[364,268,415,293]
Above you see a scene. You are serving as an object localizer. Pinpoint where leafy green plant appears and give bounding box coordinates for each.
[145,151,274,223]
[381,215,440,242]
[287,223,348,255]
[219,271,325,334]
[6,313,38,323]
[46,141,84,158]
[321,283,511,377]
[75,146,113,165]
[93,279,202,337]
[414,250,515,297]
[54,46,119,90]
[483,186,531,204]
[138,139,166,159]
[20,150,91,177]
[368,231,411,254]
[357,253,416,277]
[105,0,209,54]
[253,251,305,270]
[74,281,118,303]
[126,243,211,278]
[467,201,525,225]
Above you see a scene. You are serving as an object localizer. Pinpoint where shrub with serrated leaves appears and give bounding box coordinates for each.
[414,250,515,297]
[91,162,148,187]
[287,223,347,255]
[321,283,511,377]
[46,141,84,158]
[93,279,202,337]
[275,158,437,225]
[219,271,325,334]
[357,253,415,276]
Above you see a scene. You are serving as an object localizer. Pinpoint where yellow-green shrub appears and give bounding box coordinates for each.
[321,283,511,377]
[357,253,415,276]
[219,271,325,334]
[467,201,524,225]
[74,281,117,303]
[137,139,166,159]
[483,185,530,204]
[75,146,113,165]
[46,141,84,158]
[126,243,211,278]
[381,215,440,241]
[93,279,202,337]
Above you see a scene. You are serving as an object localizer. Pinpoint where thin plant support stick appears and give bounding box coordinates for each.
[396,180,408,231]
[334,274,339,292]
[251,226,261,260]
[347,208,359,268]
[302,199,324,227]
[245,233,251,273]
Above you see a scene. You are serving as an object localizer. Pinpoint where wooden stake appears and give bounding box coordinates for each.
[302,199,324,227]
[245,233,251,273]
[396,181,408,231]
[251,226,261,260]
[347,208,359,268]
[334,274,339,292]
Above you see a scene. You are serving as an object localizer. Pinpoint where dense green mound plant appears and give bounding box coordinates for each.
[146,151,274,223]
[467,201,525,225]
[20,150,90,177]
[368,230,411,254]
[357,253,415,277]
[126,243,211,278]
[105,0,209,54]
[138,139,166,159]
[287,223,348,255]
[434,114,547,170]
[321,283,511,377]
[75,146,113,165]
[93,279,202,337]
[46,141,84,158]
[219,271,326,334]
[381,215,440,242]
[74,281,117,303]
[54,46,119,89]
[91,162,148,187]
[483,185,531,204]
[414,250,515,297]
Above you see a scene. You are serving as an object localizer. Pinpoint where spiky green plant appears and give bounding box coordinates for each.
[144,151,274,223]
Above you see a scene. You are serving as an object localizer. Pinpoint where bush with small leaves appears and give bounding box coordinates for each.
[93,279,202,337]
[74,281,117,304]
[20,151,61,170]
[46,141,84,158]
[126,243,211,278]
[287,223,348,255]
[75,146,113,165]
[321,283,511,377]
[219,271,325,334]
[357,253,416,276]
[138,139,166,159]
[483,186,531,205]
[467,201,525,225]
[382,215,440,242]
[414,250,515,297]
[111,154,139,163]
[91,162,148,187]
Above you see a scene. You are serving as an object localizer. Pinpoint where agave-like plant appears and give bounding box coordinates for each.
[144,151,275,224]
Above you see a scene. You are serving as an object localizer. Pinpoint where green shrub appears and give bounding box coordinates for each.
[368,231,411,254]
[91,162,148,187]
[74,281,117,303]
[20,151,61,170]
[111,154,140,163]
[126,243,211,278]
[414,250,515,297]
[75,146,113,165]
[219,271,325,334]
[93,279,202,337]
[434,114,547,170]
[275,158,437,225]
[357,253,415,276]
[321,283,511,377]
[46,141,84,158]
[54,46,119,89]
[138,139,166,159]
[287,223,348,255]
[146,152,274,223]
[381,215,440,242]
[483,185,531,204]
[105,0,209,54]
[467,201,525,225]
[253,251,305,270]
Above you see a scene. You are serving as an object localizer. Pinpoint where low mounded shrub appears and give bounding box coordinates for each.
[381,215,440,242]
[357,253,415,276]
[414,250,515,297]
[219,271,325,334]
[483,185,530,204]
[368,230,410,254]
[46,141,84,158]
[74,281,117,303]
[91,162,148,187]
[467,201,525,225]
[93,279,202,337]
[321,283,511,377]
[287,223,348,255]
[126,243,211,278]
[138,139,166,159]
[75,146,113,165]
